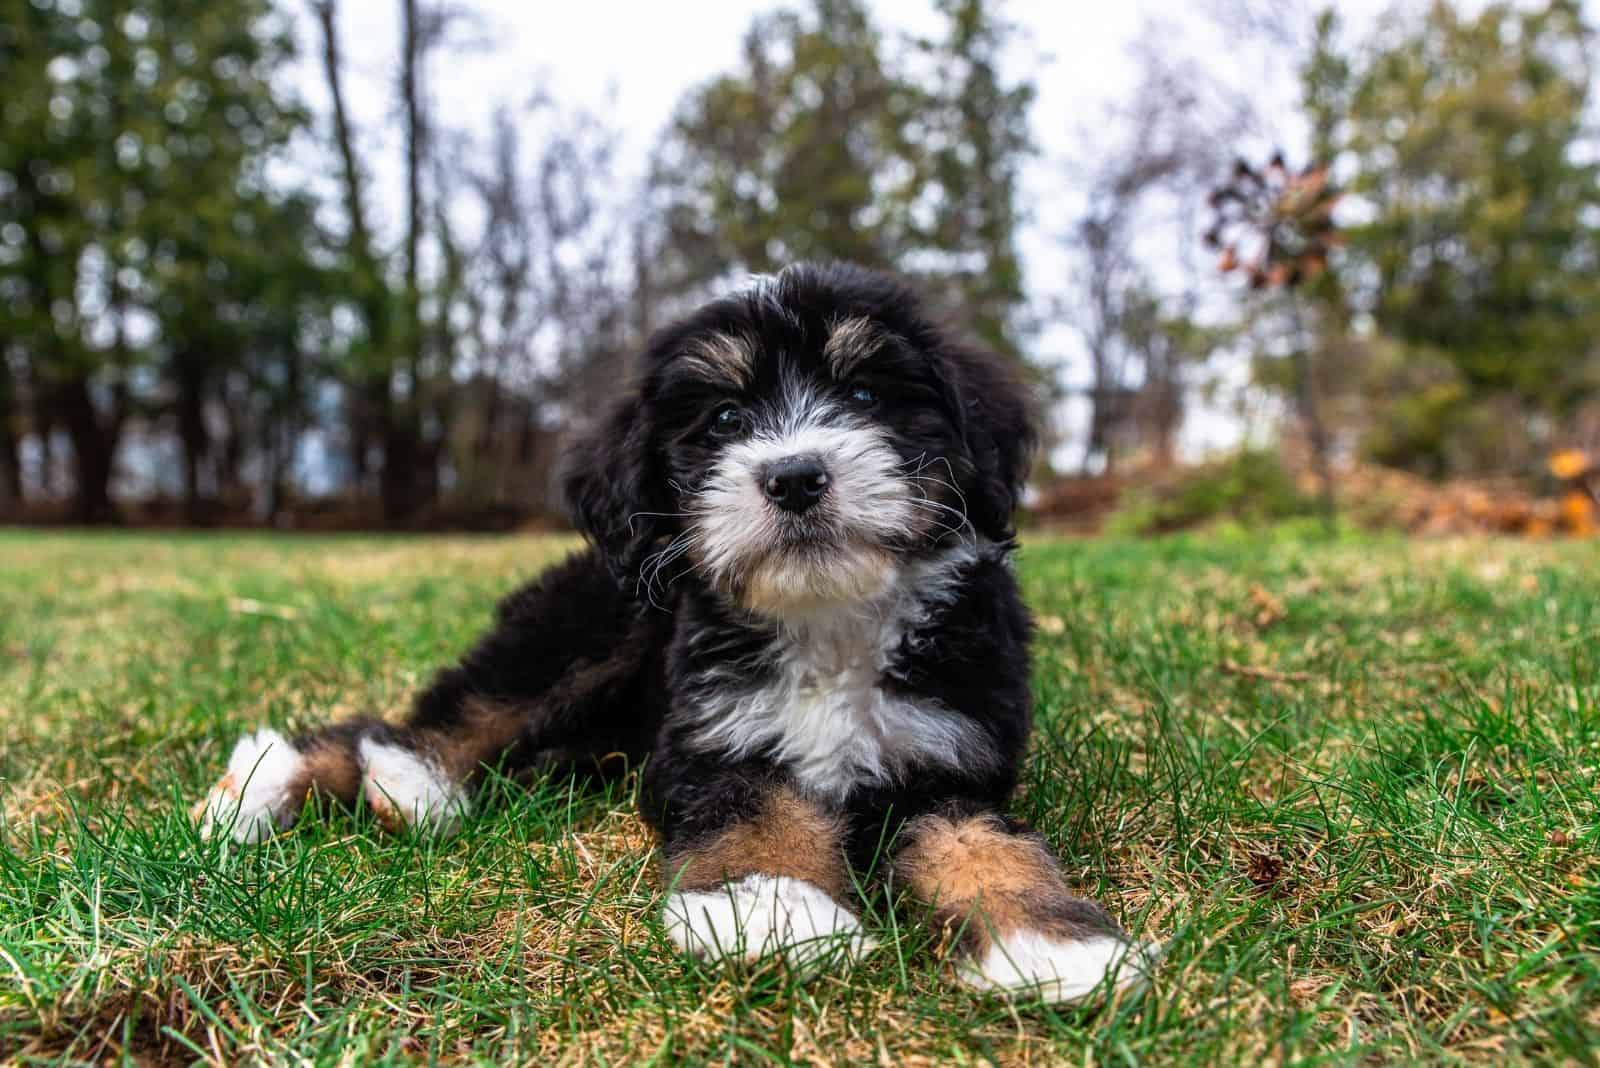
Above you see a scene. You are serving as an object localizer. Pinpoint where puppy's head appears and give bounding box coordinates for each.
[562,263,1036,615]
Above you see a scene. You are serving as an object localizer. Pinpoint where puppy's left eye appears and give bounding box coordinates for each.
[848,386,878,408]
[709,404,747,439]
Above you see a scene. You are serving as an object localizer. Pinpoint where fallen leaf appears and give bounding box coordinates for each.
[1549,448,1592,480]
[1248,584,1286,628]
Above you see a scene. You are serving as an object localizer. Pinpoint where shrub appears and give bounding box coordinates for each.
[1106,449,1317,535]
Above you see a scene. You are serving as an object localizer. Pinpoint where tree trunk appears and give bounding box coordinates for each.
[381,419,418,526]
[0,423,19,512]
[0,352,21,511]
[56,376,118,524]
[316,0,397,518]
[267,344,305,526]
[32,388,55,499]
[402,0,423,319]
[1082,382,1114,476]
[1285,295,1336,535]
[390,0,428,527]
[314,0,373,264]
[218,375,249,503]
[175,358,210,525]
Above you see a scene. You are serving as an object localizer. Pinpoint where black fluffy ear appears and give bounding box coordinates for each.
[559,391,667,587]
[940,342,1040,543]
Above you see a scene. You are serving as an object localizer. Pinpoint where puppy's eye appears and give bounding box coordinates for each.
[709,404,746,439]
[848,386,878,408]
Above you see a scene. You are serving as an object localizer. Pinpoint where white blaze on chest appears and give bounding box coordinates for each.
[688,547,984,799]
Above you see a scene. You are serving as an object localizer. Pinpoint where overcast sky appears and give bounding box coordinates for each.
[283,0,1499,459]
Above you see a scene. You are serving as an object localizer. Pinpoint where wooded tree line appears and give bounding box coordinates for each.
[1,0,1596,526]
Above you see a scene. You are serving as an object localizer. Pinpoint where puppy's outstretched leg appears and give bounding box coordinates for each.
[659,781,874,973]
[895,810,1159,1003]
[193,701,526,843]
[193,548,665,842]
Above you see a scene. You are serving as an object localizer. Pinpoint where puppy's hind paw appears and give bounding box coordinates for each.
[356,738,469,835]
[193,729,305,843]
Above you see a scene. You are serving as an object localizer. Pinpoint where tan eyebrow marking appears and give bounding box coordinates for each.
[679,332,755,386]
[823,316,896,377]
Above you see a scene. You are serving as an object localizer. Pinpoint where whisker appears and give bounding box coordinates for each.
[626,510,693,536]
[903,506,974,546]
[902,482,977,546]
[636,530,694,609]
[901,509,968,544]
[911,470,969,511]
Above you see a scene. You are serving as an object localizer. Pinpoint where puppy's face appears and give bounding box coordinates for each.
[656,313,966,612]
[564,265,1035,615]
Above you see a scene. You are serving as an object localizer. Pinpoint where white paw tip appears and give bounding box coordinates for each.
[664,874,874,973]
[357,738,468,835]
[194,728,303,843]
[960,931,1161,1003]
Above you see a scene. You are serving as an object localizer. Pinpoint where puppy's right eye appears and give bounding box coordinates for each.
[709,404,746,439]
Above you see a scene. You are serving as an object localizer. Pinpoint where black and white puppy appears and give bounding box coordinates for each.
[196,263,1157,1001]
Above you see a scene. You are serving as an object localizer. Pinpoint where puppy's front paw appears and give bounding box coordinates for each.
[193,729,304,843]
[959,931,1160,1003]
[663,874,874,973]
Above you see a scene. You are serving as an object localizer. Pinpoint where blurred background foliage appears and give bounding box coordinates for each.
[0,0,1597,532]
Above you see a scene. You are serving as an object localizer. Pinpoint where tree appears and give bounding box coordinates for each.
[908,0,1034,358]
[1061,48,1240,473]
[652,0,923,295]
[136,2,305,523]
[651,0,1035,360]
[0,0,127,521]
[313,0,479,525]
[452,98,640,515]
[1314,0,1600,476]
[1118,290,1234,468]
[0,0,308,522]
[311,0,391,501]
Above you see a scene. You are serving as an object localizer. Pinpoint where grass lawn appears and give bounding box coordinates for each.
[1,530,1597,1065]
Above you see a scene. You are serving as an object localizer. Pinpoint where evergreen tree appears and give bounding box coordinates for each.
[1312,1,1600,474]
[652,0,1035,360]
[0,0,311,520]
[912,0,1034,358]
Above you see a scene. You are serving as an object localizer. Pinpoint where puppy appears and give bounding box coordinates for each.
[195,263,1157,1001]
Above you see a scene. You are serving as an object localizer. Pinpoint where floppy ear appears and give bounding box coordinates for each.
[939,342,1040,543]
[559,391,668,587]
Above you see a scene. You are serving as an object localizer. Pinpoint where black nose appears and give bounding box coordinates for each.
[761,457,830,514]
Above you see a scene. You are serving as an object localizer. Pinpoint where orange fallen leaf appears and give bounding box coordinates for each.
[1561,491,1596,536]
[1550,448,1592,480]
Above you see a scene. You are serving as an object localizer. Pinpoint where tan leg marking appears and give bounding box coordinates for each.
[428,697,531,781]
[895,813,1123,956]
[665,787,850,900]
[660,786,872,969]
[295,738,362,806]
